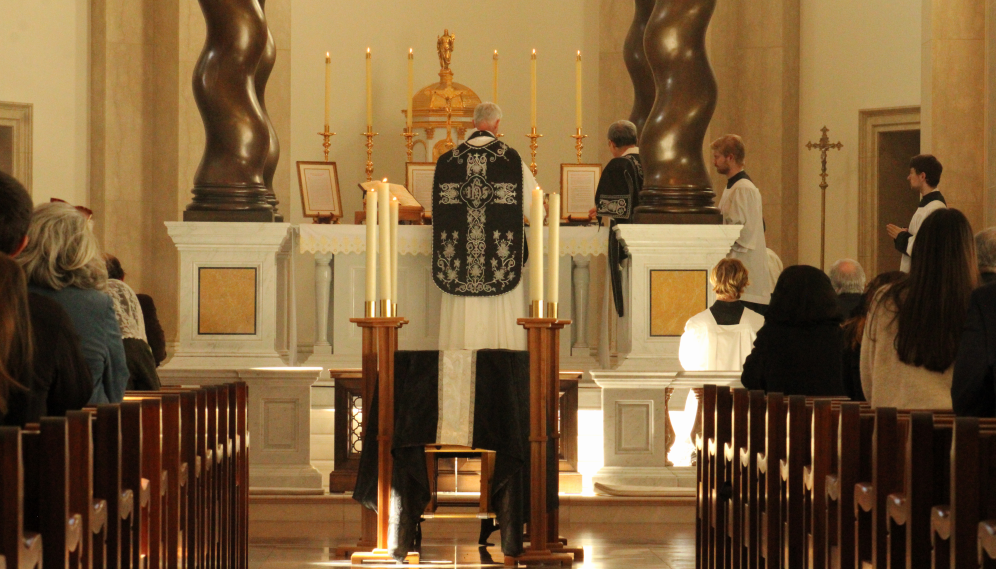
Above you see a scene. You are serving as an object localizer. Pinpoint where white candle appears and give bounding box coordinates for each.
[366,48,373,128]
[575,51,582,130]
[378,179,392,305]
[365,189,378,305]
[493,50,498,103]
[406,49,414,129]
[324,52,331,128]
[547,193,560,306]
[390,197,399,306]
[530,49,537,128]
[530,187,544,305]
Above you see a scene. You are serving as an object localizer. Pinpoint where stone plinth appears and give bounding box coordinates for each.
[591,370,742,491]
[612,224,741,372]
[164,222,295,369]
[160,367,324,494]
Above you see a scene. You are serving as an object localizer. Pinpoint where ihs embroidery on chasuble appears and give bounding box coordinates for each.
[432,138,525,297]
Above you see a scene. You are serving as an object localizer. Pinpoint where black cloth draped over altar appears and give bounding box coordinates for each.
[352,349,559,560]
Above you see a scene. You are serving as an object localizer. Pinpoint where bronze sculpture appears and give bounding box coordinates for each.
[255,0,282,221]
[633,0,722,224]
[624,0,656,139]
[184,0,275,222]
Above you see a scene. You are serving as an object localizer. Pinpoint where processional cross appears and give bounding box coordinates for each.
[806,126,843,271]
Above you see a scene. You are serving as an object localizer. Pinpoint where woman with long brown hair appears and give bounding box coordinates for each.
[861,208,977,408]
[839,270,906,401]
[0,253,38,425]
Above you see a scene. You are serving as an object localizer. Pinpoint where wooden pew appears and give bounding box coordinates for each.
[803,399,835,569]
[119,401,149,569]
[697,384,719,569]
[825,403,875,569]
[853,407,907,569]
[723,388,754,569]
[778,396,809,569]
[21,418,83,569]
[0,426,43,569]
[233,382,249,569]
[90,404,134,569]
[709,385,734,569]
[756,393,786,569]
[66,410,107,569]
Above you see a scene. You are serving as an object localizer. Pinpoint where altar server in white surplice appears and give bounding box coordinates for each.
[434,102,537,350]
[679,258,765,372]
[712,134,772,314]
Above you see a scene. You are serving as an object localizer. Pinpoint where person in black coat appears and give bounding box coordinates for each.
[952,282,996,416]
[740,265,848,396]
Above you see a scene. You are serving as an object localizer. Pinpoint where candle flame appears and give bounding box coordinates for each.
[326,51,330,59]
[494,50,498,57]
[366,48,371,55]
[382,178,388,182]
[409,48,413,56]
[577,50,581,59]
[532,49,536,57]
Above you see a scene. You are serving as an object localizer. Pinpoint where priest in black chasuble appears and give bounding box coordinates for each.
[433,102,539,350]
[588,120,643,317]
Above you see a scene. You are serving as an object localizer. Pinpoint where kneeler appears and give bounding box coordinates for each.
[353,349,558,562]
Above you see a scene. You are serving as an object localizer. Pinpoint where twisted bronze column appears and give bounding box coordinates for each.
[256,0,282,222]
[633,0,722,224]
[184,0,275,222]
[624,0,656,139]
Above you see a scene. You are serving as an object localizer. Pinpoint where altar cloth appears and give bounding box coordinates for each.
[352,349,558,560]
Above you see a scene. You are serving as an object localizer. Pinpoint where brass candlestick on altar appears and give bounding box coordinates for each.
[363,128,378,181]
[805,126,843,271]
[571,127,587,164]
[526,127,543,176]
[401,126,416,163]
[318,126,336,162]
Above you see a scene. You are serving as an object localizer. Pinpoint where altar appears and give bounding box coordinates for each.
[297,224,607,372]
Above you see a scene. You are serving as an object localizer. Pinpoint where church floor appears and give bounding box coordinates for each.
[248,522,696,568]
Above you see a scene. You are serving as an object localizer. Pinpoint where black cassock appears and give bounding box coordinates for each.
[352,350,558,561]
[595,152,643,317]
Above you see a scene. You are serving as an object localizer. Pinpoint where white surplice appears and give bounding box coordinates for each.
[437,132,537,351]
[677,308,765,371]
[718,176,772,305]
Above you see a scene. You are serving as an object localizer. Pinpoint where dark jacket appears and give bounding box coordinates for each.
[952,282,996,416]
[741,320,847,396]
[836,292,862,320]
[137,293,167,366]
[28,293,94,416]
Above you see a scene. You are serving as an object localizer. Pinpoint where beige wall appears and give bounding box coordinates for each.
[0,0,90,205]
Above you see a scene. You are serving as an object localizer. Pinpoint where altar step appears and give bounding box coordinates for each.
[249,492,695,538]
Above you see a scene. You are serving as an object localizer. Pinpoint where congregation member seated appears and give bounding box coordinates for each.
[740,265,847,396]
[18,201,129,404]
[0,171,93,416]
[829,258,866,318]
[861,208,976,408]
[976,227,996,286]
[678,258,764,371]
[952,278,996,416]
[839,270,905,401]
[105,255,162,390]
[0,254,40,426]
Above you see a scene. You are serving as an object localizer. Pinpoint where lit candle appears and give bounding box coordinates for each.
[406,49,414,129]
[493,50,498,103]
[530,49,537,128]
[390,197,399,307]
[378,178,391,307]
[324,52,331,128]
[529,186,544,306]
[366,48,373,128]
[575,51,582,130]
[547,193,560,308]
[365,189,378,307]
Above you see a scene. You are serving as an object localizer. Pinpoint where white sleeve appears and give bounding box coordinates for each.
[725,188,759,253]
[678,320,708,371]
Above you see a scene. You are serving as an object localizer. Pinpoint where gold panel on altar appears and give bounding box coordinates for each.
[649,270,707,337]
[198,267,257,335]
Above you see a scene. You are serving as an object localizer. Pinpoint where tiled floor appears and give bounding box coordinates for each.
[248,522,695,568]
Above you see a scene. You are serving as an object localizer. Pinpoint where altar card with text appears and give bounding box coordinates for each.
[560,163,602,220]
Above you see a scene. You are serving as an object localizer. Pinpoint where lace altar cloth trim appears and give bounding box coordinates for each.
[298,225,607,257]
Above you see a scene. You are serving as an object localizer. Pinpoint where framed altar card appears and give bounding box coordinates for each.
[406,162,436,214]
[297,161,342,219]
[560,163,601,219]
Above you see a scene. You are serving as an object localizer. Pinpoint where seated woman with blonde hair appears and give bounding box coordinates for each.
[679,258,765,371]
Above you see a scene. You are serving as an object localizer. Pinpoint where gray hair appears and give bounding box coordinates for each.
[473,102,502,128]
[18,202,107,291]
[828,258,866,294]
[607,120,638,147]
[976,227,996,271]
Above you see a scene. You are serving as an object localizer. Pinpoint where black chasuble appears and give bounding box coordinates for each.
[432,132,525,297]
[595,151,643,317]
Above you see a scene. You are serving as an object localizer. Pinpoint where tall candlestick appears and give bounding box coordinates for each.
[530,49,537,128]
[325,52,331,128]
[406,49,414,129]
[390,197,399,310]
[493,50,498,103]
[547,193,560,315]
[366,48,373,128]
[529,187,544,311]
[365,189,378,316]
[575,51,582,130]
[378,179,392,314]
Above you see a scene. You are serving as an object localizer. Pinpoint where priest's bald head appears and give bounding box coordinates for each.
[473,102,502,134]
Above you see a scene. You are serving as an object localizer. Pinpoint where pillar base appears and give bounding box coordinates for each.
[631,211,723,224]
[183,209,275,222]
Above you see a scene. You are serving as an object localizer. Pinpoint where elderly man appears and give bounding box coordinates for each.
[433,102,538,351]
[829,258,866,319]
[976,228,996,286]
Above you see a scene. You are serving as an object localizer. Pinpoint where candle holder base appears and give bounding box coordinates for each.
[571,128,587,164]
[530,300,546,319]
[378,299,394,318]
[546,302,558,319]
[363,301,376,318]
[318,128,337,162]
[363,129,379,181]
[526,127,543,177]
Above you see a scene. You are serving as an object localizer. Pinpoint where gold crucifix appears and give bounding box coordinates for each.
[806,126,843,271]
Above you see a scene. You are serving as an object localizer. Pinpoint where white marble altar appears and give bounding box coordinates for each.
[297,225,606,372]
[164,222,296,369]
